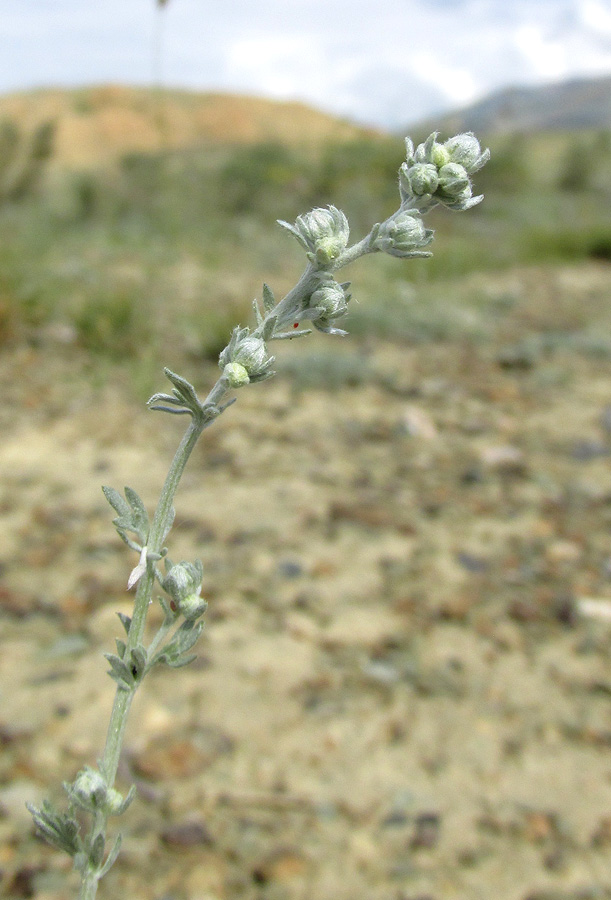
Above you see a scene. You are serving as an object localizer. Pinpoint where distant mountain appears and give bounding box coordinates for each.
[411,75,611,135]
[0,85,375,170]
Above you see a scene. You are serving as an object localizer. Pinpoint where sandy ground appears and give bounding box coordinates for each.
[1,263,611,900]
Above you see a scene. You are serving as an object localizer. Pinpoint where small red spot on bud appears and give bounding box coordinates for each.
[170,600,177,612]
[293,322,299,329]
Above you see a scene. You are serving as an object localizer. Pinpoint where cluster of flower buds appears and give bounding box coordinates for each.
[161,559,207,621]
[370,208,434,259]
[399,132,490,212]
[67,767,133,816]
[277,205,350,268]
[219,327,275,388]
[301,274,352,335]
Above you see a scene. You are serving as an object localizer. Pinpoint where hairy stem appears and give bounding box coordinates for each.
[78,226,380,899]
[79,417,206,898]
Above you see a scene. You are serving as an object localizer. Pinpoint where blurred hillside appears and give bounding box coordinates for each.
[414,74,611,135]
[0,85,373,171]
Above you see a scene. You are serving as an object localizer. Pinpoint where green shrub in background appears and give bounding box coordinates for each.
[0,125,609,364]
[0,117,55,203]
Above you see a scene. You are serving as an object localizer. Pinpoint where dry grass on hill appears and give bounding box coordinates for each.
[0,85,376,170]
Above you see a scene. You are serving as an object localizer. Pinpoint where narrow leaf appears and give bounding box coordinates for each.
[273,329,312,340]
[130,646,147,676]
[104,653,133,685]
[89,832,105,869]
[102,486,130,518]
[99,832,122,879]
[262,283,275,313]
[166,653,197,668]
[262,315,277,342]
[117,612,131,635]
[124,487,149,536]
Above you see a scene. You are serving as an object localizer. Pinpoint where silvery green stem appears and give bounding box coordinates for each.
[333,234,374,270]
[105,419,204,762]
[79,867,100,900]
[79,417,206,900]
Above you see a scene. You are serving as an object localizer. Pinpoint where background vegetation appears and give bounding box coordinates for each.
[0,97,610,385]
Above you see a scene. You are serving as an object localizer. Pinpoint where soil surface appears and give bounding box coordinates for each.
[1,263,611,900]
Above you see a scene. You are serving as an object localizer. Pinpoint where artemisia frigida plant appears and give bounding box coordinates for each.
[28,132,489,899]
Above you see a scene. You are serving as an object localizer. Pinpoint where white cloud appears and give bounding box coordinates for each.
[2,0,611,127]
[579,0,611,37]
[513,24,568,79]
[224,34,324,99]
[410,52,479,106]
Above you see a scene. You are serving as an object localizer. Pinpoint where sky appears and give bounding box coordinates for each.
[3,0,611,128]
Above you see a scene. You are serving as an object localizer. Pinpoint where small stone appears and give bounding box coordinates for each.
[381,810,410,828]
[401,406,438,440]
[410,812,441,849]
[277,559,303,578]
[523,810,557,843]
[361,660,400,685]
[479,444,526,475]
[252,848,308,883]
[456,551,489,573]
[571,439,609,461]
[161,818,214,848]
[508,598,542,623]
[496,343,537,369]
[546,540,582,564]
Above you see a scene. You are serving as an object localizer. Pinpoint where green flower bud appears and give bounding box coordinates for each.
[304,276,351,335]
[438,162,470,194]
[372,209,434,258]
[231,335,268,372]
[70,767,108,812]
[400,132,489,211]
[177,592,207,621]
[219,328,275,383]
[278,205,349,267]
[104,788,126,815]
[224,362,250,388]
[162,560,206,620]
[399,162,439,197]
[435,162,484,209]
[443,132,490,173]
[430,142,451,168]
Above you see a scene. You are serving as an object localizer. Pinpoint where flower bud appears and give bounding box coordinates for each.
[162,560,207,620]
[231,335,268,372]
[310,279,347,317]
[399,162,439,198]
[302,275,351,335]
[70,767,108,812]
[400,131,489,212]
[219,329,275,383]
[278,205,349,267]
[372,209,434,258]
[104,788,126,815]
[430,142,451,169]
[435,162,482,209]
[438,162,470,194]
[224,361,250,388]
[443,132,490,173]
